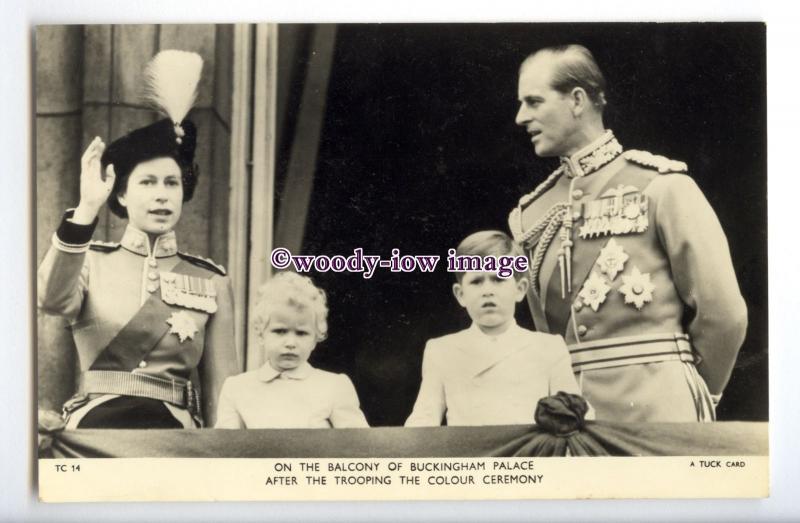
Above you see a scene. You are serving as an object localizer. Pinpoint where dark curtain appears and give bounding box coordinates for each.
[275,23,767,426]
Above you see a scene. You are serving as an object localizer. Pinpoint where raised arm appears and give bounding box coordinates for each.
[38,137,115,320]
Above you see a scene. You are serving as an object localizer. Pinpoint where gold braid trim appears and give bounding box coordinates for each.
[518,165,565,209]
[519,202,568,248]
[511,165,569,294]
[529,205,568,295]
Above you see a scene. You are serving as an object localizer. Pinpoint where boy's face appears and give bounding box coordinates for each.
[263,303,318,372]
[453,272,529,335]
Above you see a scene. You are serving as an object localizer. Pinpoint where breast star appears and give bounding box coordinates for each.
[619,266,656,310]
[166,311,198,343]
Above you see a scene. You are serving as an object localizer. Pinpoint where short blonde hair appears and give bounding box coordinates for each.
[252,272,329,342]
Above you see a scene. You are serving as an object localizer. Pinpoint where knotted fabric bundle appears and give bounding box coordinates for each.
[489,392,608,457]
[534,391,589,436]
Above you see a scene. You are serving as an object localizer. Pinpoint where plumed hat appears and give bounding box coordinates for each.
[102,50,203,218]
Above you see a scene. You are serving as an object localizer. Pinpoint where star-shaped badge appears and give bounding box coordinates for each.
[578,271,611,312]
[596,238,629,281]
[619,266,656,310]
[166,311,198,343]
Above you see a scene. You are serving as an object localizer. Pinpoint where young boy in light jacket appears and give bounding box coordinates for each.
[405,231,587,427]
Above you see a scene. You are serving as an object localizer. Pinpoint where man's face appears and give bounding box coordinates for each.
[453,272,528,336]
[515,57,581,158]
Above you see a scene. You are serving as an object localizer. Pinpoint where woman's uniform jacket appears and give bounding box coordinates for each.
[38,210,238,427]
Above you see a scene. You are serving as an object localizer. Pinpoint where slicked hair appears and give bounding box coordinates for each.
[523,44,608,110]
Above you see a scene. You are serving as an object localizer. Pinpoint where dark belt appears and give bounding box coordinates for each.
[568,332,696,372]
[78,370,200,417]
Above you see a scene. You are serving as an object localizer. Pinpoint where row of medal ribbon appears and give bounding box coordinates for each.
[159,271,218,314]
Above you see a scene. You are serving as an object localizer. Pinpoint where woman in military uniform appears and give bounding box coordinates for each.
[37,51,239,429]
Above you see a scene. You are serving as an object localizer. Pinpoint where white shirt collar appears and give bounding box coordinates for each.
[257,361,314,382]
[468,319,523,343]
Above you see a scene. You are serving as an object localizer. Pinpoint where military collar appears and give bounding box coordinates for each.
[560,130,623,179]
[120,225,178,258]
[258,361,313,382]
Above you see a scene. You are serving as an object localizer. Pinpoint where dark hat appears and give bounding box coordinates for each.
[101,50,204,219]
[101,117,199,218]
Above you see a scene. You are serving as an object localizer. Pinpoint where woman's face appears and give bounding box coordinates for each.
[118,157,183,235]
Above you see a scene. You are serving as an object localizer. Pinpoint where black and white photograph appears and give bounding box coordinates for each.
[32,21,768,501]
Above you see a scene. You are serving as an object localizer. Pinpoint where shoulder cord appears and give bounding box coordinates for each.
[519,202,566,248]
[519,165,565,209]
[519,165,570,295]
[528,206,567,295]
[518,165,567,247]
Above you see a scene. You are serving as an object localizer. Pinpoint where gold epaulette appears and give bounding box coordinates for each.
[88,240,121,253]
[623,150,688,174]
[177,251,227,276]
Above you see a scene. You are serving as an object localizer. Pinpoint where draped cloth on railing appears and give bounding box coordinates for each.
[39,394,767,458]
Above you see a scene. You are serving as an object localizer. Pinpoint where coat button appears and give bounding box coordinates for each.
[146,283,158,293]
[572,210,581,221]
[138,360,147,368]
[573,301,583,312]
[577,325,588,336]
[572,189,584,199]
[148,272,158,281]
[148,259,158,268]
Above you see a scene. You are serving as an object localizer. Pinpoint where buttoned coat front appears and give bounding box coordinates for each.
[509,136,748,422]
[38,218,239,427]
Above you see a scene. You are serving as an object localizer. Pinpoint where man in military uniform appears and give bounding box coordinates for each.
[509,45,747,422]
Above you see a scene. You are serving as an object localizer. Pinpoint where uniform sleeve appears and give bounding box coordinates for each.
[328,374,370,428]
[546,336,595,420]
[404,341,446,427]
[200,275,241,426]
[651,174,748,393]
[37,210,97,321]
[213,378,244,429]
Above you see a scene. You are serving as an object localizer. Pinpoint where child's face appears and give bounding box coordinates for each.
[263,303,318,372]
[453,272,529,335]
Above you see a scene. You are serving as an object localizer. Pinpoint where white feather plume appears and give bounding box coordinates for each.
[142,50,203,124]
